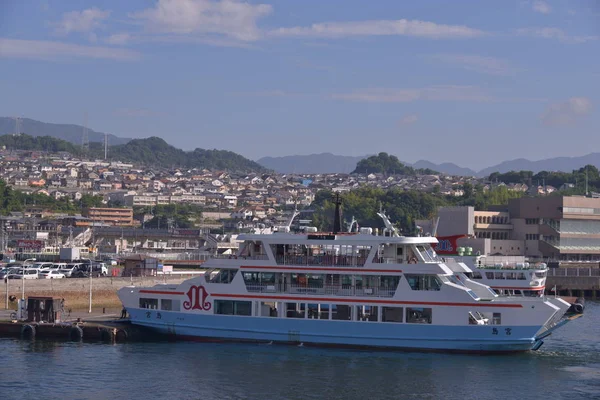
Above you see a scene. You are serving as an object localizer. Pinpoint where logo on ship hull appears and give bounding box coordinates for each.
[184,285,212,311]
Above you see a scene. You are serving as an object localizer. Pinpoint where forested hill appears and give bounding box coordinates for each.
[0,134,267,173]
[351,152,438,175]
[108,137,267,172]
[0,134,82,154]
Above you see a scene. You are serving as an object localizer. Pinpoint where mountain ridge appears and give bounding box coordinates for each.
[257,153,600,177]
[5,117,600,177]
[0,117,131,146]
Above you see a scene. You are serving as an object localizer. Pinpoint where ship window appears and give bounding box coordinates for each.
[382,306,403,323]
[467,290,480,300]
[405,275,442,291]
[307,303,330,319]
[406,307,432,324]
[259,302,278,317]
[396,247,403,256]
[492,313,501,325]
[160,299,180,311]
[313,304,330,319]
[214,300,252,316]
[139,298,158,309]
[485,272,494,279]
[331,304,352,320]
[355,305,378,322]
[286,302,305,318]
[206,269,237,284]
[471,271,483,279]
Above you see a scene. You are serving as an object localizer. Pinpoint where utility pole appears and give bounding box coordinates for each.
[585,167,589,196]
[82,112,89,155]
[104,133,108,160]
[88,264,92,313]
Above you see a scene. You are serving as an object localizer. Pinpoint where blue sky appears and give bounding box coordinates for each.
[0,0,598,170]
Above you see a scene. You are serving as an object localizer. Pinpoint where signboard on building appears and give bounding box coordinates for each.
[433,235,467,255]
[162,265,173,273]
[17,240,44,250]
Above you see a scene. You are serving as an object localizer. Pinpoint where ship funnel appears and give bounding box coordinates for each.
[333,192,343,234]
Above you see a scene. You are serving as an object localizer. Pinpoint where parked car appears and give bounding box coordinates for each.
[0,267,20,280]
[38,270,66,279]
[71,263,108,278]
[39,263,65,273]
[60,263,83,278]
[31,262,54,271]
[23,269,40,279]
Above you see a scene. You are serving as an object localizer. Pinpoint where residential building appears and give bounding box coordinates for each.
[82,207,134,226]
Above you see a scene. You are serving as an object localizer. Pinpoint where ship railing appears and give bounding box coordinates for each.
[547,267,600,277]
[244,283,395,297]
[211,254,270,260]
[372,257,401,264]
[275,255,367,267]
[483,271,528,280]
[476,263,548,270]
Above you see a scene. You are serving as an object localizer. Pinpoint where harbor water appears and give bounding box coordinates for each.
[0,302,599,400]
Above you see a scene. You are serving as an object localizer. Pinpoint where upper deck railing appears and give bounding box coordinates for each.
[244,282,396,298]
[475,262,548,271]
[275,255,368,267]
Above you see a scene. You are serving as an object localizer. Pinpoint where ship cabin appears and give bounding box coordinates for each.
[191,231,498,325]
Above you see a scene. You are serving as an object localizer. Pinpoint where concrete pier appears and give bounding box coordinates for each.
[546,267,600,299]
[0,309,159,342]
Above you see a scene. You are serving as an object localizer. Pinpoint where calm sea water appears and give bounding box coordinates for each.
[0,303,599,400]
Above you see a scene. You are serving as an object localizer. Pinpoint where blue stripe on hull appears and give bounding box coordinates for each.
[128,309,539,353]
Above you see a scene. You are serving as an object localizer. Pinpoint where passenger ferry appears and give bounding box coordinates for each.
[454,253,547,297]
[118,214,581,353]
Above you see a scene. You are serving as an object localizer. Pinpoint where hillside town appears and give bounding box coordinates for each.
[0,147,556,223]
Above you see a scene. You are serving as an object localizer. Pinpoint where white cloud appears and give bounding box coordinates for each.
[0,38,140,61]
[270,19,485,39]
[106,33,131,45]
[542,97,592,126]
[130,0,272,42]
[332,85,492,103]
[428,54,515,76]
[532,1,551,14]
[516,27,598,43]
[398,114,419,126]
[55,7,111,35]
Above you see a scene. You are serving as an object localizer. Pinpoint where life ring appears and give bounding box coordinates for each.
[408,257,418,264]
[69,325,84,341]
[21,324,36,340]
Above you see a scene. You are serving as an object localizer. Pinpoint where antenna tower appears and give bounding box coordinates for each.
[82,113,89,154]
[14,116,22,135]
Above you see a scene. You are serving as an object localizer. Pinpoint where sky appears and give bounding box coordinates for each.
[0,0,599,170]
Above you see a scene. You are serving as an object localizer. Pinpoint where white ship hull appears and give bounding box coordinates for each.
[127,308,543,352]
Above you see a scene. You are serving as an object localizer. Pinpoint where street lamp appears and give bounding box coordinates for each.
[81,257,93,313]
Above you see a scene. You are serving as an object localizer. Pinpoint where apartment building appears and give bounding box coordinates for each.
[82,207,134,226]
[422,196,600,260]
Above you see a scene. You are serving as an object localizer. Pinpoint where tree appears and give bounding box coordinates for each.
[352,152,418,175]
